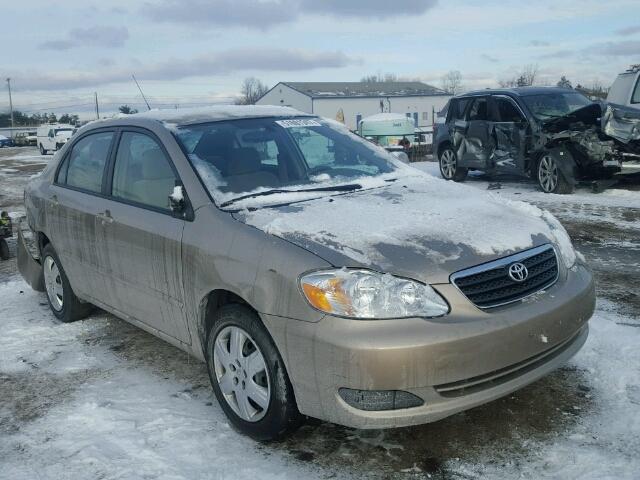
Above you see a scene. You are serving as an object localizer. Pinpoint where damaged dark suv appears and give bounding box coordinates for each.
[434,87,640,193]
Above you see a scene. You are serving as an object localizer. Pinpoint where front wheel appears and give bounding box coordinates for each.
[206,304,303,441]
[39,144,47,155]
[439,147,468,181]
[537,152,574,194]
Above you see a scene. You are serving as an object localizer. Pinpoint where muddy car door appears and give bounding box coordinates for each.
[456,96,491,169]
[488,95,529,174]
[97,129,191,343]
[50,130,116,299]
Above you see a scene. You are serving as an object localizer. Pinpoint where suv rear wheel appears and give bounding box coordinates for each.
[439,147,468,181]
[537,151,574,194]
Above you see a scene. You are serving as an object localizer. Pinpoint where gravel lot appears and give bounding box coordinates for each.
[1,147,639,479]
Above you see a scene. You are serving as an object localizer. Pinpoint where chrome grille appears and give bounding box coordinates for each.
[451,244,559,309]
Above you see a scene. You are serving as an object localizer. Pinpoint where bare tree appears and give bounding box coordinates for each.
[360,73,400,83]
[499,64,540,88]
[236,77,270,105]
[118,104,139,114]
[556,76,573,89]
[441,70,463,94]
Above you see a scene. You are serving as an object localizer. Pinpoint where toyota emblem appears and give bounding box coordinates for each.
[508,262,528,282]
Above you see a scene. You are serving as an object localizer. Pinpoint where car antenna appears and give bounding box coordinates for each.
[132,74,152,111]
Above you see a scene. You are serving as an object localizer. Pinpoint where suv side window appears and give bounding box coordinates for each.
[112,131,177,211]
[466,97,488,121]
[448,98,470,121]
[62,131,114,193]
[632,76,640,104]
[493,97,525,123]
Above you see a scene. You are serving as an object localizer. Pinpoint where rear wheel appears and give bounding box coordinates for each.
[206,304,303,441]
[439,147,468,181]
[0,239,9,260]
[537,152,574,194]
[41,244,92,322]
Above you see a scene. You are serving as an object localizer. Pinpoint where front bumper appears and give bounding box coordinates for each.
[262,263,595,429]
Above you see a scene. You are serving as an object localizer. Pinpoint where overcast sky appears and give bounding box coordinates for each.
[2,0,639,118]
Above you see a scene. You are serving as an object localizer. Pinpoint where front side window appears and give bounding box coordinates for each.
[467,97,488,121]
[112,132,177,210]
[63,131,113,193]
[174,117,402,206]
[493,97,525,123]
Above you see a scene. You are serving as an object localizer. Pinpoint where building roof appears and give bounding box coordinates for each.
[279,81,446,98]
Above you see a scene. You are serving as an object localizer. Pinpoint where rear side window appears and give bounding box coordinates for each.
[467,97,488,121]
[111,131,177,210]
[62,131,114,193]
[493,97,525,122]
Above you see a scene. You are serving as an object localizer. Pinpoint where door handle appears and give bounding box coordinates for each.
[97,210,114,225]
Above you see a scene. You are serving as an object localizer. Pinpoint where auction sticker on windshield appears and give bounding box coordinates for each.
[275,119,322,128]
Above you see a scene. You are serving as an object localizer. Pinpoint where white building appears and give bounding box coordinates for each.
[256,81,452,130]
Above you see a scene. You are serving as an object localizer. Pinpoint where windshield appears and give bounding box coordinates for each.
[174,116,405,207]
[522,92,592,120]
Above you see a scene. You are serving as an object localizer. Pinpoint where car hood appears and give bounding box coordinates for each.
[541,101,640,144]
[233,172,575,284]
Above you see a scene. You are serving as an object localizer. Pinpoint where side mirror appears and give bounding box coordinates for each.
[169,185,185,213]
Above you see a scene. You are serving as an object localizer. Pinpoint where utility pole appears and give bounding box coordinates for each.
[6,78,14,131]
[94,92,99,119]
[132,74,151,111]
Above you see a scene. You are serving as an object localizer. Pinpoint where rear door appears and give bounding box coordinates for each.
[50,129,116,299]
[97,129,191,343]
[489,95,529,174]
[461,96,491,168]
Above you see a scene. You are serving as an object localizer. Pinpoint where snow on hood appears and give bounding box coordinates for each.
[234,170,576,284]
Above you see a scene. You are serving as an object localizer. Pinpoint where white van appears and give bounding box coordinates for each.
[607,65,640,109]
[37,124,75,155]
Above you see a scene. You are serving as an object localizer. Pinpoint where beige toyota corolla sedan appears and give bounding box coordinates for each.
[18,106,595,440]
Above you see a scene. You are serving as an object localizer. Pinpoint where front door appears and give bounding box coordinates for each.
[97,130,191,343]
[489,95,528,174]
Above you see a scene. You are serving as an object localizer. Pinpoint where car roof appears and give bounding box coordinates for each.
[83,105,312,130]
[457,86,581,98]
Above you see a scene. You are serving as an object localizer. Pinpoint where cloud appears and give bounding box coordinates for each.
[616,25,640,36]
[9,48,359,91]
[480,54,499,63]
[529,40,550,47]
[591,40,640,56]
[40,26,129,50]
[144,0,437,29]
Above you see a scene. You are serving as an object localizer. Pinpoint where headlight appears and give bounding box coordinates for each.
[542,211,576,268]
[299,269,449,319]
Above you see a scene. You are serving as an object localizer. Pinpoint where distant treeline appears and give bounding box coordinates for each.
[0,111,80,128]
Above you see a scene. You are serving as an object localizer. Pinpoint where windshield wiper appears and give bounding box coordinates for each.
[219,183,363,208]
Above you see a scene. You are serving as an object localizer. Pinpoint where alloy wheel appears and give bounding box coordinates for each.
[440,149,457,179]
[44,255,64,311]
[538,155,559,193]
[213,325,271,422]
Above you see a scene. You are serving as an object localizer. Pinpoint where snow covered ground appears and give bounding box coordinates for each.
[1,150,639,479]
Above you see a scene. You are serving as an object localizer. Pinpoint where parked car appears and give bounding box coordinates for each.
[607,64,640,109]
[19,106,595,440]
[37,124,74,154]
[433,87,640,193]
[14,130,37,147]
[0,134,15,147]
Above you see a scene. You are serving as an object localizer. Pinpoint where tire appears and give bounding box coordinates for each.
[39,144,47,155]
[205,304,303,441]
[537,150,574,194]
[439,146,468,181]
[0,239,9,260]
[41,243,92,322]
